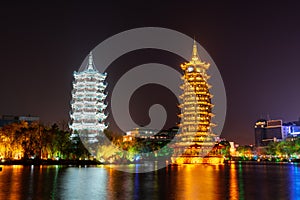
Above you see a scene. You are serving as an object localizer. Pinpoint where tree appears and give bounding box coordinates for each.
[96,144,119,163]
[69,132,90,159]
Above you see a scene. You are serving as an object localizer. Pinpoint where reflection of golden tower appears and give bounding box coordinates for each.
[171,40,218,164]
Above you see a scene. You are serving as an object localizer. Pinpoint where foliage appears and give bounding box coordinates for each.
[0,122,88,160]
[96,144,119,163]
[265,138,300,157]
[211,140,231,157]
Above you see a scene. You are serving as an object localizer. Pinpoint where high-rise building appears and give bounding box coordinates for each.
[171,41,217,164]
[69,52,108,145]
[254,119,283,146]
[282,119,300,139]
[255,118,300,146]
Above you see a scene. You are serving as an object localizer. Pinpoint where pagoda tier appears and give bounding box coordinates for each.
[171,40,218,164]
[69,52,108,144]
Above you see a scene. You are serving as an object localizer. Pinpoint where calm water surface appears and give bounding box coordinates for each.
[0,163,300,200]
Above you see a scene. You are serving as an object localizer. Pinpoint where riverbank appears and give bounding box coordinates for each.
[1,157,300,166]
[225,159,300,165]
[0,159,102,166]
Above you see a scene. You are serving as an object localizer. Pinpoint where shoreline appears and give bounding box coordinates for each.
[225,160,300,165]
[0,159,102,166]
[0,159,299,166]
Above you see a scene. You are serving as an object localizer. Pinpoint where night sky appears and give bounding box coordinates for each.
[1,1,300,145]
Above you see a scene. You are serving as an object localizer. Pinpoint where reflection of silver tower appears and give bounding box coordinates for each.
[69,52,108,143]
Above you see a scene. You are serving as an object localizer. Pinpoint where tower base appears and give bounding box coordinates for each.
[171,155,224,164]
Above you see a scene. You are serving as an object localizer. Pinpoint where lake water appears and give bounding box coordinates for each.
[0,163,300,200]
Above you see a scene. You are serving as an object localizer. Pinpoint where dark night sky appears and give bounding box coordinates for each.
[1,1,300,144]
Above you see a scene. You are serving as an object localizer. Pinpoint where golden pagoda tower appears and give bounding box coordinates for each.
[171,40,220,164]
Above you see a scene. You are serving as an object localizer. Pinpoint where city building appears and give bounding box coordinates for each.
[0,115,39,127]
[282,118,300,139]
[171,40,218,164]
[69,52,108,145]
[123,127,159,142]
[123,127,178,142]
[254,119,283,146]
[255,118,300,146]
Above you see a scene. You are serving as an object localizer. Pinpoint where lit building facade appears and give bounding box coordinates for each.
[282,119,300,139]
[255,118,300,146]
[69,52,108,144]
[171,41,218,164]
[254,119,283,146]
[123,127,178,142]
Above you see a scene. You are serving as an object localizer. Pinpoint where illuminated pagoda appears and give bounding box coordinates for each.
[171,40,219,164]
[69,52,108,145]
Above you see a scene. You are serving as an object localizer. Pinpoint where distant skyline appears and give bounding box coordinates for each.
[1,2,300,144]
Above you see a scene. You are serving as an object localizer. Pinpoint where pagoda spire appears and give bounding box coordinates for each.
[192,39,200,61]
[87,51,94,70]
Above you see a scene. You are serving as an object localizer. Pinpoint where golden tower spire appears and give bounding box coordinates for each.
[192,39,199,61]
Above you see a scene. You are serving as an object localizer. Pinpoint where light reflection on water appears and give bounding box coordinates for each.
[0,163,300,200]
[289,164,300,199]
[229,164,239,200]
